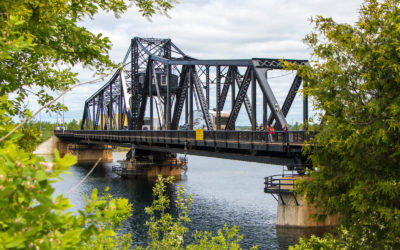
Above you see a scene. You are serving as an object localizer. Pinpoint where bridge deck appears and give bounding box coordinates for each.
[55,130,314,165]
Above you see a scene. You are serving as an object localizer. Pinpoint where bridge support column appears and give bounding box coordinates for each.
[34,135,113,164]
[116,149,184,179]
[277,193,339,227]
[266,174,339,227]
[67,144,113,164]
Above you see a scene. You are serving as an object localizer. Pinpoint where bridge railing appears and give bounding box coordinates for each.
[264,174,300,194]
[201,130,315,144]
[55,130,315,145]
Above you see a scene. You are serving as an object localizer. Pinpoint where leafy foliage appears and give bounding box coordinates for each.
[0,1,256,247]
[143,176,192,249]
[139,176,257,250]
[0,0,177,248]
[0,0,176,116]
[188,225,249,250]
[288,0,400,248]
[17,127,41,153]
[289,122,303,131]
[26,119,82,144]
[0,93,251,249]
[0,125,133,249]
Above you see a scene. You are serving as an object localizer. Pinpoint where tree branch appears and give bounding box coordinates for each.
[0,66,122,142]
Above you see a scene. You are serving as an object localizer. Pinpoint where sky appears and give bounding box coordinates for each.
[32,0,364,125]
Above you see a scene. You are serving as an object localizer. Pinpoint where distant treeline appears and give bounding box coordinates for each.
[26,119,81,143]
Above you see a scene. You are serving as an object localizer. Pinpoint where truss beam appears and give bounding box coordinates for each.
[81,37,309,133]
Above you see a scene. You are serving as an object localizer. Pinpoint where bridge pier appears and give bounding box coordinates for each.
[114,149,184,179]
[66,144,113,164]
[277,193,339,227]
[34,135,113,164]
[266,174,339,227]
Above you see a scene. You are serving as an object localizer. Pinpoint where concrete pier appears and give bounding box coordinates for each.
[265,174,339,227]
[277,193,339,227]
[114,149,183,179]
[33,135,113,163]
[67,144,113,164]
[275,176,339,227]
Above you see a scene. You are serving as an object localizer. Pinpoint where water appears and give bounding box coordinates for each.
[53,152,325,249]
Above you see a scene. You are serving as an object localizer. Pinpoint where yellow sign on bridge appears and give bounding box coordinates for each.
[196,129,204,141]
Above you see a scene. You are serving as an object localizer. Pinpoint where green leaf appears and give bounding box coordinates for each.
[91,188,98,201]
[5,235,25,248]
[35,170,47,181]
[36,196,53,207]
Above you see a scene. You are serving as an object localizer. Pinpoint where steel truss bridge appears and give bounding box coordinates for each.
[56,37,312,166]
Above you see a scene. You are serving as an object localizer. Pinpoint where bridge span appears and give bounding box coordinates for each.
[55,130,314,166]
[55,36,313,175]
[51,37,334,227]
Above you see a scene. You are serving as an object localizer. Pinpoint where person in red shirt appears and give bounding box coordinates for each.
[267,125,275,142]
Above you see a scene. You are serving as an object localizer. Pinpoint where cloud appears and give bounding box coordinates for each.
[37,0,363,124]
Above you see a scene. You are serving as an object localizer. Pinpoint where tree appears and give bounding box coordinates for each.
[0,0,176,116]
[0,113,133,248]
[0,0,176,248]
[66,119,81,130]
[139,176,257,250]
[288,0,400,248]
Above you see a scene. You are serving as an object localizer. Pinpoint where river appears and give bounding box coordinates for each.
[53,151,325,249]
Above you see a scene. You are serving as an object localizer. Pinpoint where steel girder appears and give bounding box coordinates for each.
[252,60,287,129]
[171,66,189,129]
[81,37,308,132]
[192,66,213,130]
[218,66,235,111]
[267,74,302,126]
[225,67,252,130]
[252,59,307,129]
[137,59,151,129]
[82,69,129,131]
[235,70,253,123]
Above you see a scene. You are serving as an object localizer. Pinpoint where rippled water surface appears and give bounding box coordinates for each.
[53,152,324,249]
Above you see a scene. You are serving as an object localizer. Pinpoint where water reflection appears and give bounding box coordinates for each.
[276,226,333,248]
[53,152,329,249]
